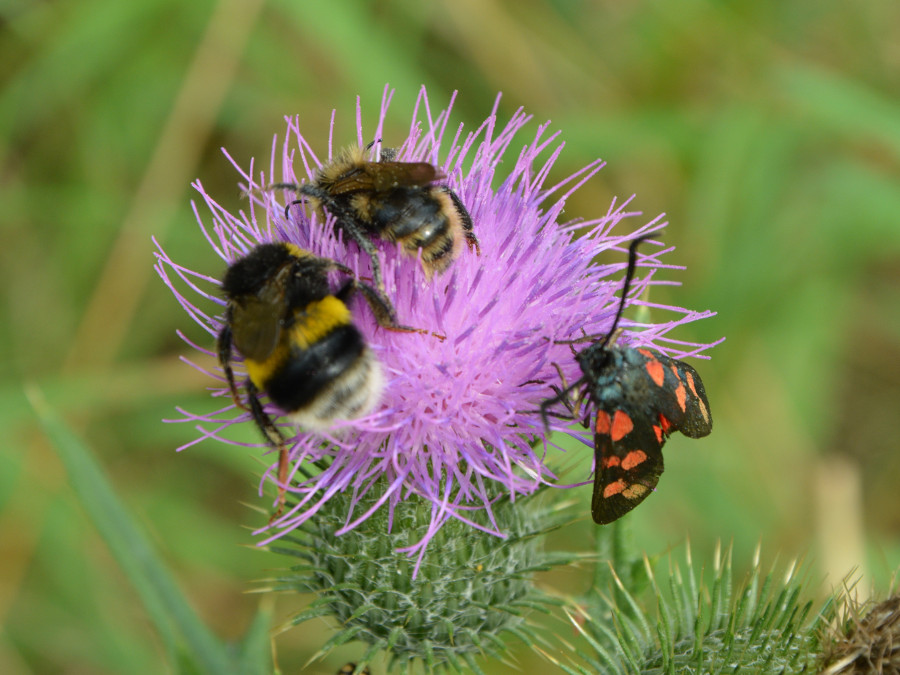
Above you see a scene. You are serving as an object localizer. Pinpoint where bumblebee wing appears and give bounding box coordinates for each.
[229,296,282,362]
[630,349,713,439]
[369,162,439,191]
[590,408,665,524]
[327,162,439,194]
[327,167,378,195]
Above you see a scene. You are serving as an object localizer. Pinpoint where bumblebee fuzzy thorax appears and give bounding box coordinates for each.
[312,145,373,191]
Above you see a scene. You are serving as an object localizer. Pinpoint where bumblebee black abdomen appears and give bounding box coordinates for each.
[370,188,444,239]
[264,324,378,426]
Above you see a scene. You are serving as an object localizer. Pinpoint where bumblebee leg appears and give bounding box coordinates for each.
[329,259,444,340]
[327,260,357,279]
[442,186,480,254]
[329,269,399,327]
[245,380,289,519]
[264,182,305,220]
[297,184,386,293]
[283,199,303,220]
[217,323,249,412]
[268,182,299,190]
[345,279,444,339]
[328,262,419,333]
[339,219,384,293]
[348,281,399,328]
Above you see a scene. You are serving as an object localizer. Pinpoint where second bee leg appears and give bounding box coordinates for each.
[337,218,385,294]
[443,186,480,254]
[298,184,388,294]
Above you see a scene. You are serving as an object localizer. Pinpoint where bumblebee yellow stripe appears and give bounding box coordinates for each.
[291,296,351,349]
[245,343,288,389]
[284,243,310,259]
[243,296,351,389]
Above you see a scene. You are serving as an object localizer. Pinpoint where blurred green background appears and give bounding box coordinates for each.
[3,0,899,673]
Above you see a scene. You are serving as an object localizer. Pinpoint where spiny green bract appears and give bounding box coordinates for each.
[263,484,575,674]
[568,543,835,675]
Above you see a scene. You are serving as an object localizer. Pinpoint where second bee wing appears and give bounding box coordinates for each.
[326,162,439,195]
[368,162,439,191]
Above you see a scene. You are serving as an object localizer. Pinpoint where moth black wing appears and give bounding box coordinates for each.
[627,348,713,440]
[590,405,666,524]
[589,347,712,524]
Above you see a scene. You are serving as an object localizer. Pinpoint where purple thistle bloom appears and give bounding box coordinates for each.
[155,85,718,568]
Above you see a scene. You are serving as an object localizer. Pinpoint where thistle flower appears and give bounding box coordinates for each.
[155,85,717,563]
[155,85,720,671]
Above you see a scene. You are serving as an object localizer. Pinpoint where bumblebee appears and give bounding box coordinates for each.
[270,144,479,292]
[217,242,419,515]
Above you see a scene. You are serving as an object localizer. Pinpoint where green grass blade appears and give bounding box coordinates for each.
[27,385,234,675]
[235,598,274,675]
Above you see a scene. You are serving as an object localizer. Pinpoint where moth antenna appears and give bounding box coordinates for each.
[598,233,653,350]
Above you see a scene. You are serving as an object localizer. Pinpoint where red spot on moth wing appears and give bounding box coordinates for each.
[603,479,627,498]
[602,455,621,469]
[658,414,673,434]
[637,348,655,359]
[621,449,648,471]
[653,425,664,443]
[595,410,611,434]
[674,383,687,411]
[685,370,712,424]
[666,363,688,411]
[611,410,633,441]
[645,358,665,387]
[685,370,698,397]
